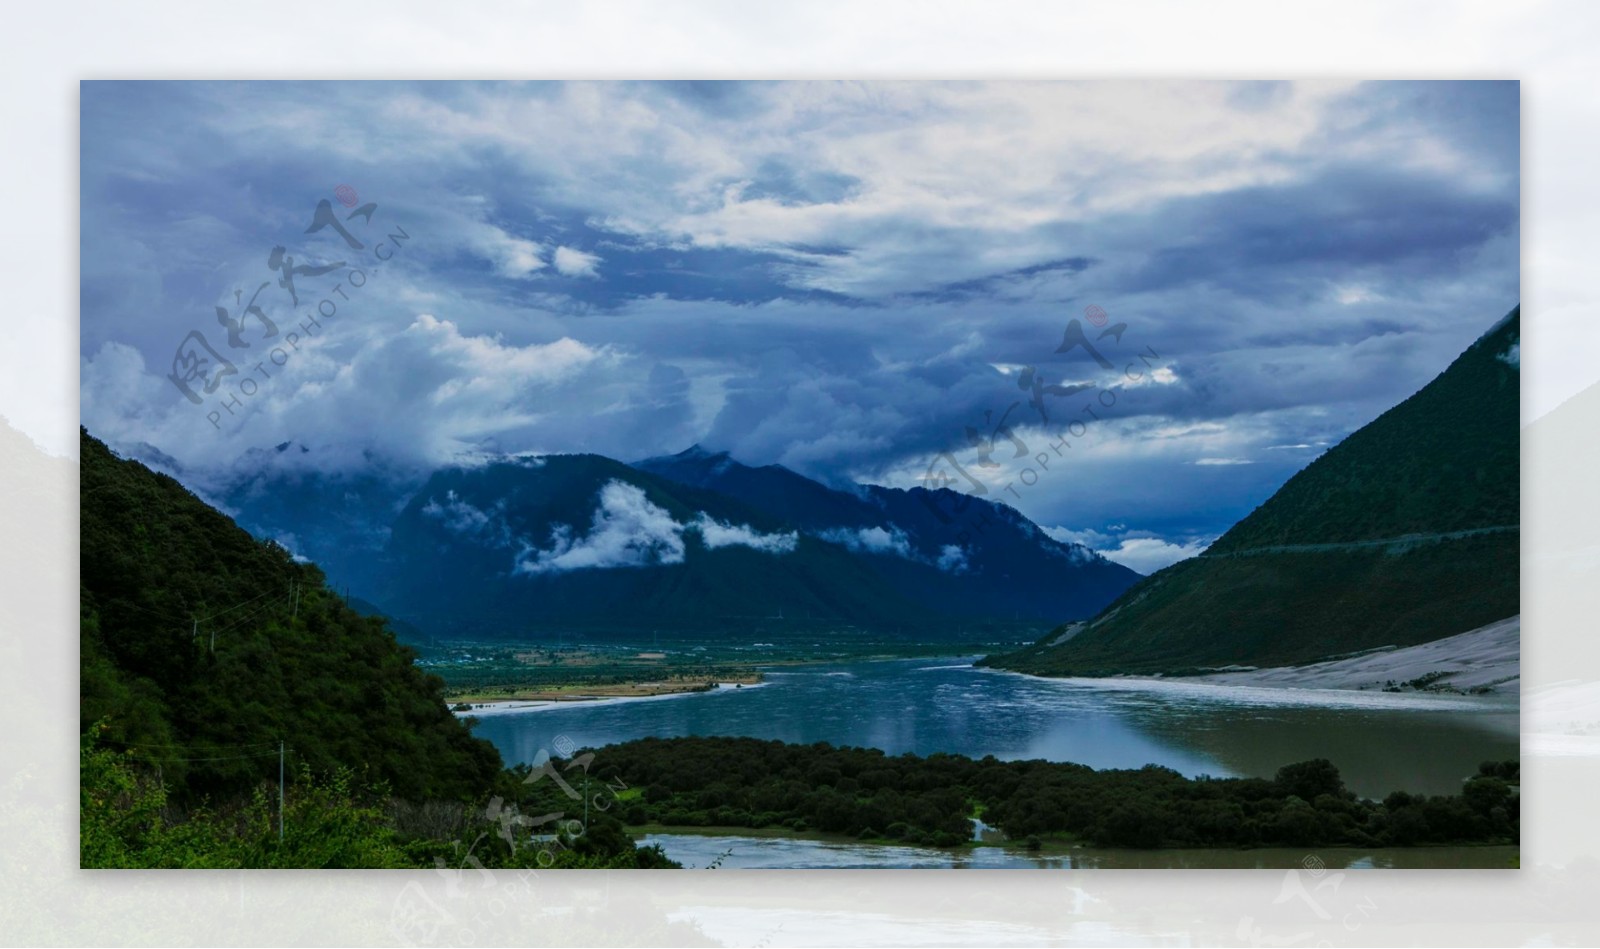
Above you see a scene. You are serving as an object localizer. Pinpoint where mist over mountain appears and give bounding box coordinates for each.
[636,446,1139,628]
[119,440,1138,644]
[373,448,1137,641]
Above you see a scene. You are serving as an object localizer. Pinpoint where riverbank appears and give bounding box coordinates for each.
[450,679,769,716]
[1177,615,1519,694]
[635,828,1520,870]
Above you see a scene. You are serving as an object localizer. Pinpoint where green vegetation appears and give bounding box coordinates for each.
[986,306,1520,675]
[81,724,678,869]
[421,640,982,702]
[80,427,499,800]
[1209,308,1519,553]
[79,428,673,869]
[986,533,1518,675]
[594,736,1520,850]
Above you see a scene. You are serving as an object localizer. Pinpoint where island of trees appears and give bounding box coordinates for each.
[594,736,1519,851]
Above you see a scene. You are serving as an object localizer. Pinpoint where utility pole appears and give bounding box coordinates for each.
[291,582,299,624]
[278,740,285,843]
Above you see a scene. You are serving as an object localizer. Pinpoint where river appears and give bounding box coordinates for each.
[638,831,1517,869]
[470,656,1517,799]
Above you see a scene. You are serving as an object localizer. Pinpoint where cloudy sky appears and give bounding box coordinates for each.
[79,80,1518,573]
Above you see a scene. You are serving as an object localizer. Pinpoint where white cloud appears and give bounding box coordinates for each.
[1125,365,1180,387]
[421,490,510,543]
[1333,283,1381,305]
[81,341,168,431]
[1098,536,1212,574]
[468,222,547,278]
[78,314,625,474]
[271,533,312,564]
[818,525,915,559]
[552,246,601,278]
[1042,525,1113,548]
[936,544,969,574]
[693,513,798,554]
[1044,524,1213,574]
[513,479,797,574]
[1194,457,1253,466]
[515,480,685,574]
[1499,342,1520,368]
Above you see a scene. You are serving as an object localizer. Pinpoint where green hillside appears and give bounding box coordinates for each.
[80,428,679,868]
[80,427,502,801]
[984,306,1520,675]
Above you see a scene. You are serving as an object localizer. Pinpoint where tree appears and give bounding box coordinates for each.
[1274,759,1345,802]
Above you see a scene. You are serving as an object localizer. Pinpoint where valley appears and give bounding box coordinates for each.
[77,307,1524,868]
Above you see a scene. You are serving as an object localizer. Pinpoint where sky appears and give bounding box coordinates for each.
[79,80,1519,573]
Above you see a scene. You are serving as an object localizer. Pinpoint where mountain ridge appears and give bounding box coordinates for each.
[984,305,1521,675]
[362,449,1140,641]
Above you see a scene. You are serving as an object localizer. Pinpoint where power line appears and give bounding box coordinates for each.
[93,735,292,763]
[111,598,195,625]
[210,592,290,637]
[196,588,279,624]
[123,750,285,763]
[105,585,295,632]
[93,737,280,752]
[206,591,295,654]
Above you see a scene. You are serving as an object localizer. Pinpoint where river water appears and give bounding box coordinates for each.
[639,832,1517,869]
[470,656,1517,799]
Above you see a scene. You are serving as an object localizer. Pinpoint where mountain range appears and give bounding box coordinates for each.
[112,304,1519,662]
[148,442,1140,643]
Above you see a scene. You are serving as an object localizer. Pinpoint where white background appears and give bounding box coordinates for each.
[4,2,1598,945]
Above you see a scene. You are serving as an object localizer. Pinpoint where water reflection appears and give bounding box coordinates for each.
[643,833,1520,870]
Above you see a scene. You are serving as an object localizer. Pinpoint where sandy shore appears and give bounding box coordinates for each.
[1180,616,1520,694]
[451,680,769,717]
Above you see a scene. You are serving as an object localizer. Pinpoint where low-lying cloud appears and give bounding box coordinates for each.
[693,513,798,554]
[1044,525,1213,574]
[515,480,685,574]
[936,544,970,574]
[513,479,798,574]
[422,489,505,539]
[817,525,915,559]
[816,524,970,573]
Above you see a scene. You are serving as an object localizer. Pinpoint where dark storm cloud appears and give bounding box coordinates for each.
[1124,167,1516,298]
[79,80,1518,567]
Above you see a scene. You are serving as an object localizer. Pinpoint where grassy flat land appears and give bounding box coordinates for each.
[445,674,764,705]
[421,639,989,704]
